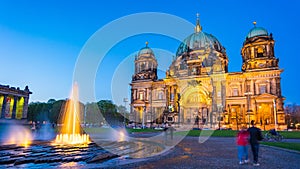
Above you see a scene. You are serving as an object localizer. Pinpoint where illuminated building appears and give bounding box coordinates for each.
[0,85,32,121]
[130,16,285,130]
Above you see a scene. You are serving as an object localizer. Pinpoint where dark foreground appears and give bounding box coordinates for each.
[0,136,299,169]
[121,137,300,169]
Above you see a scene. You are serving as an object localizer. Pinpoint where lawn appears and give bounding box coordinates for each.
[179,130,238,137]
[261,130,300,139]
[261,142,300,152]
[82,127,300,152]
[124,128,300,139]
[277,131,300,139]
[127,128,163,133]
[82,127,300,139]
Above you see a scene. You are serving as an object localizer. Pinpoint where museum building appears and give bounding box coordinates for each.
[0,84,32,120]
[129,16,285,130]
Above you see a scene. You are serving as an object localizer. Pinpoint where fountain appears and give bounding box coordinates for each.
[1,124,32,148]
[54,83,90,145]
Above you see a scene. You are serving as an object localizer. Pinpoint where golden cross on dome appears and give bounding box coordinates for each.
[253,21,257,27]
[195,13,202,33]
[145,41,149,47]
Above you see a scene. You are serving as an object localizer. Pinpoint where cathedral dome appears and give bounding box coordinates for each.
[247,26,268,38]
[138,41,154,56]
[176,14,225,57]
[138,46,154,55]
[176,31,225,56]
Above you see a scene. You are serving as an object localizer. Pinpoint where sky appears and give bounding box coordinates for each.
[0,0,300,106]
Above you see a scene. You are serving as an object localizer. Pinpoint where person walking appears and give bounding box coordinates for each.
[247,120,263,166]
[236,126,250,165]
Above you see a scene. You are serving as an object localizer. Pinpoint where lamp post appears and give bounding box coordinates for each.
[217,105,222,130]
[142,106,146,129]
[223,109,227,128]
[244,92,253,128]
[123,98,128,128]
[177,93,181,127]
[259,105,266,131]
[273,99,278,130]
[84,104,87,126]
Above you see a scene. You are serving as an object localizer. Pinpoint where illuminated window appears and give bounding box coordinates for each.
[139,92,144,100]
[257,47,264,57]
[170,93,174,100]
[158,91,163,100]
[259,85,266,94]
[232,88,238,96]
[246,84,250,92]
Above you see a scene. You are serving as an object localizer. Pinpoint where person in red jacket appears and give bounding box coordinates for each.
[236,126,250,165]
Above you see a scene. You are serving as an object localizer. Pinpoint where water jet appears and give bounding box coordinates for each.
[54,83,90,145]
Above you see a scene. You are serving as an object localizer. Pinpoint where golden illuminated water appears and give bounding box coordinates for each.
[54,83,90,145]
[4,126,32,148]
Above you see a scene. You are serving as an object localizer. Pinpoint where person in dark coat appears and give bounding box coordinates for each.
[247,120,263,166]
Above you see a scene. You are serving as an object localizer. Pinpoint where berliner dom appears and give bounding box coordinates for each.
[130,15,285,130]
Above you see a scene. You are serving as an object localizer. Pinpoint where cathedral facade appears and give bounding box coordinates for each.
[129,17,286,130]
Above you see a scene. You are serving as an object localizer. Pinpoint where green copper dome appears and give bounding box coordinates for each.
[138,46,154,56]
[247,27,268,38]
[176,31,225,57]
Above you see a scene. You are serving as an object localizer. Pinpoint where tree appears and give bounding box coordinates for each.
[97,100,123,127]
[285,104,300,129]
[84,102,102,125]
[50,100,65,123]
[27,100,66,123]
[27,102,51,122]
[47,99,56,104]
[27,99,125,127]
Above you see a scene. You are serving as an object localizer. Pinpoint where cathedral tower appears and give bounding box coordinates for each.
[241,22,279,72]
[132,42,158,81]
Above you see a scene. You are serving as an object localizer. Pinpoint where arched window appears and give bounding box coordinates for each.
[257,47,264,57]
[232,88,239,96]
[259,85,266,94]
[139,92,144,100]
[158,91,163,100]
[141,62,146,71]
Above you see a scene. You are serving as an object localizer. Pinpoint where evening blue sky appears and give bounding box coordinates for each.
[0,0,300,106]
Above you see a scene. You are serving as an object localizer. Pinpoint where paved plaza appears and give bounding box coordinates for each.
[0,132,299,169]
[120,136,300,169]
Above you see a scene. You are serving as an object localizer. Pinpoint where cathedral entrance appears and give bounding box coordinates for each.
[180,86,211,128]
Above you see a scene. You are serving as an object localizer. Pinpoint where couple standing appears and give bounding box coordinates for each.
[237,120,263,166]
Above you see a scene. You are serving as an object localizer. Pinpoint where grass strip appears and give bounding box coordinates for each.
[261,142,300,152]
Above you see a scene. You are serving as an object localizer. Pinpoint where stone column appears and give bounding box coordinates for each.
[266,79,272,93]
[22,97,29,119]
[251,47,254,58]
[11,96,18,119]
[250,80,254,94]
[271,78,276,95]
[240,104,243,124]
[266,44,270,56]
[1,95,7,118]
[255,81,259,95]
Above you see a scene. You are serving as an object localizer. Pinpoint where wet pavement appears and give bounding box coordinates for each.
[0,131,299,169]
[0,141,117,168]
[0,131,167,168]
[121,137,300,169]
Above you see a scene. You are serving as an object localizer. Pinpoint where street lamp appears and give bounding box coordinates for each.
[273,99,278,130]
[142,106,146,129]
[123,98,128,128]
[244,92,253,128]
[217,105,222,130]
[259,105,266,131]
[177,93,181,127]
